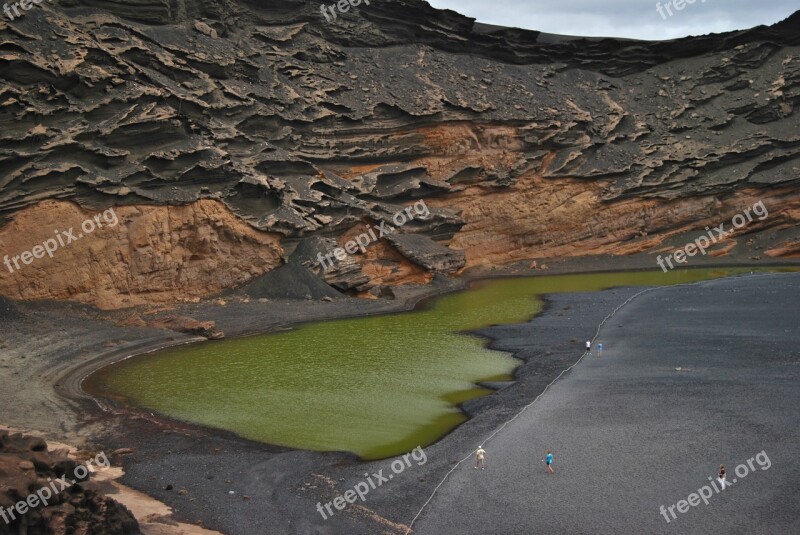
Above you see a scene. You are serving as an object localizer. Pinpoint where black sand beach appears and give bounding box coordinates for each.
[82,283,650,534]
[79,271,798,534]
[414,272,800,534]
[3,268,799,534]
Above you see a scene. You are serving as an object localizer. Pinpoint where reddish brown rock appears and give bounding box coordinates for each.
[146,316,224,339]
[0,200,283,310]
[765,241,800,257]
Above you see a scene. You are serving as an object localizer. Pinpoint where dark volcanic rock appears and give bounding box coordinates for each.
[0,1,799,307]
[291,236,373,293]
[238,262,343,300]
[385,233,466,274]
[0,432,139,535]
[0,2,795,221]
[0,296,17,321]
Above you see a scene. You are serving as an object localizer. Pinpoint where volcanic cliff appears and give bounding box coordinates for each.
[1,0,799,308]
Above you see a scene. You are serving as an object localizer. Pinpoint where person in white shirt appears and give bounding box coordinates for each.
[585,340,591,353]
[718,464,729,489]
[475,446,486,470]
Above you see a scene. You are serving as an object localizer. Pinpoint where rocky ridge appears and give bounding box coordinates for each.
[0,1,799,308]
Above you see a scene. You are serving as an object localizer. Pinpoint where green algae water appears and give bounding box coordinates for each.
[86,268,793,459]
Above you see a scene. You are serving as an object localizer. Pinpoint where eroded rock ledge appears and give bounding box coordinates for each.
[0,1,799,308]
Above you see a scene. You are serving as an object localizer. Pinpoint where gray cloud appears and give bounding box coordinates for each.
[426,0,798,40]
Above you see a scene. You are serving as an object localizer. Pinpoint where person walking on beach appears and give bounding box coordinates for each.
[545,449,554,474]
[475,446,486,470]
[585,340,591,354]
[597,342,603,356]
[718,464,729,489]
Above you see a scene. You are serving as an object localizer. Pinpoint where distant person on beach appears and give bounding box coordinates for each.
[718,464,729,489]
[545,449,554,474]
[598,342,603,356]
[475,446,486,470]
[585,340,591,353]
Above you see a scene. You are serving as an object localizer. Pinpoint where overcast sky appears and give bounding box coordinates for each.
[426,0,798,40]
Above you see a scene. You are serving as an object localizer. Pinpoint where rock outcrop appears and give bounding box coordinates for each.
[0,1,799,308]
[0,432,139,535]
[146,315,224,339]
[0,200,283,308]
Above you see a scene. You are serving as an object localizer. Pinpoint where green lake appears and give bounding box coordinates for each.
[85,268,793,459]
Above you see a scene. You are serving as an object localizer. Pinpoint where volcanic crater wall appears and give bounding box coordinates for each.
[1,0,799,308]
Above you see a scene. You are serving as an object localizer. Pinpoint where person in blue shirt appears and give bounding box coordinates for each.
[545,449,554,474]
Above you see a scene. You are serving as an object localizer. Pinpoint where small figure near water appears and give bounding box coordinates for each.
[544,449,554,474]
[475,446,486,470]
[585,340,591,353]
[718,464,729,489]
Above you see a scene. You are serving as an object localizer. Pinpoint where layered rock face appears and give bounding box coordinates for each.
[0,1,799,308]
[0,200,283,308]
